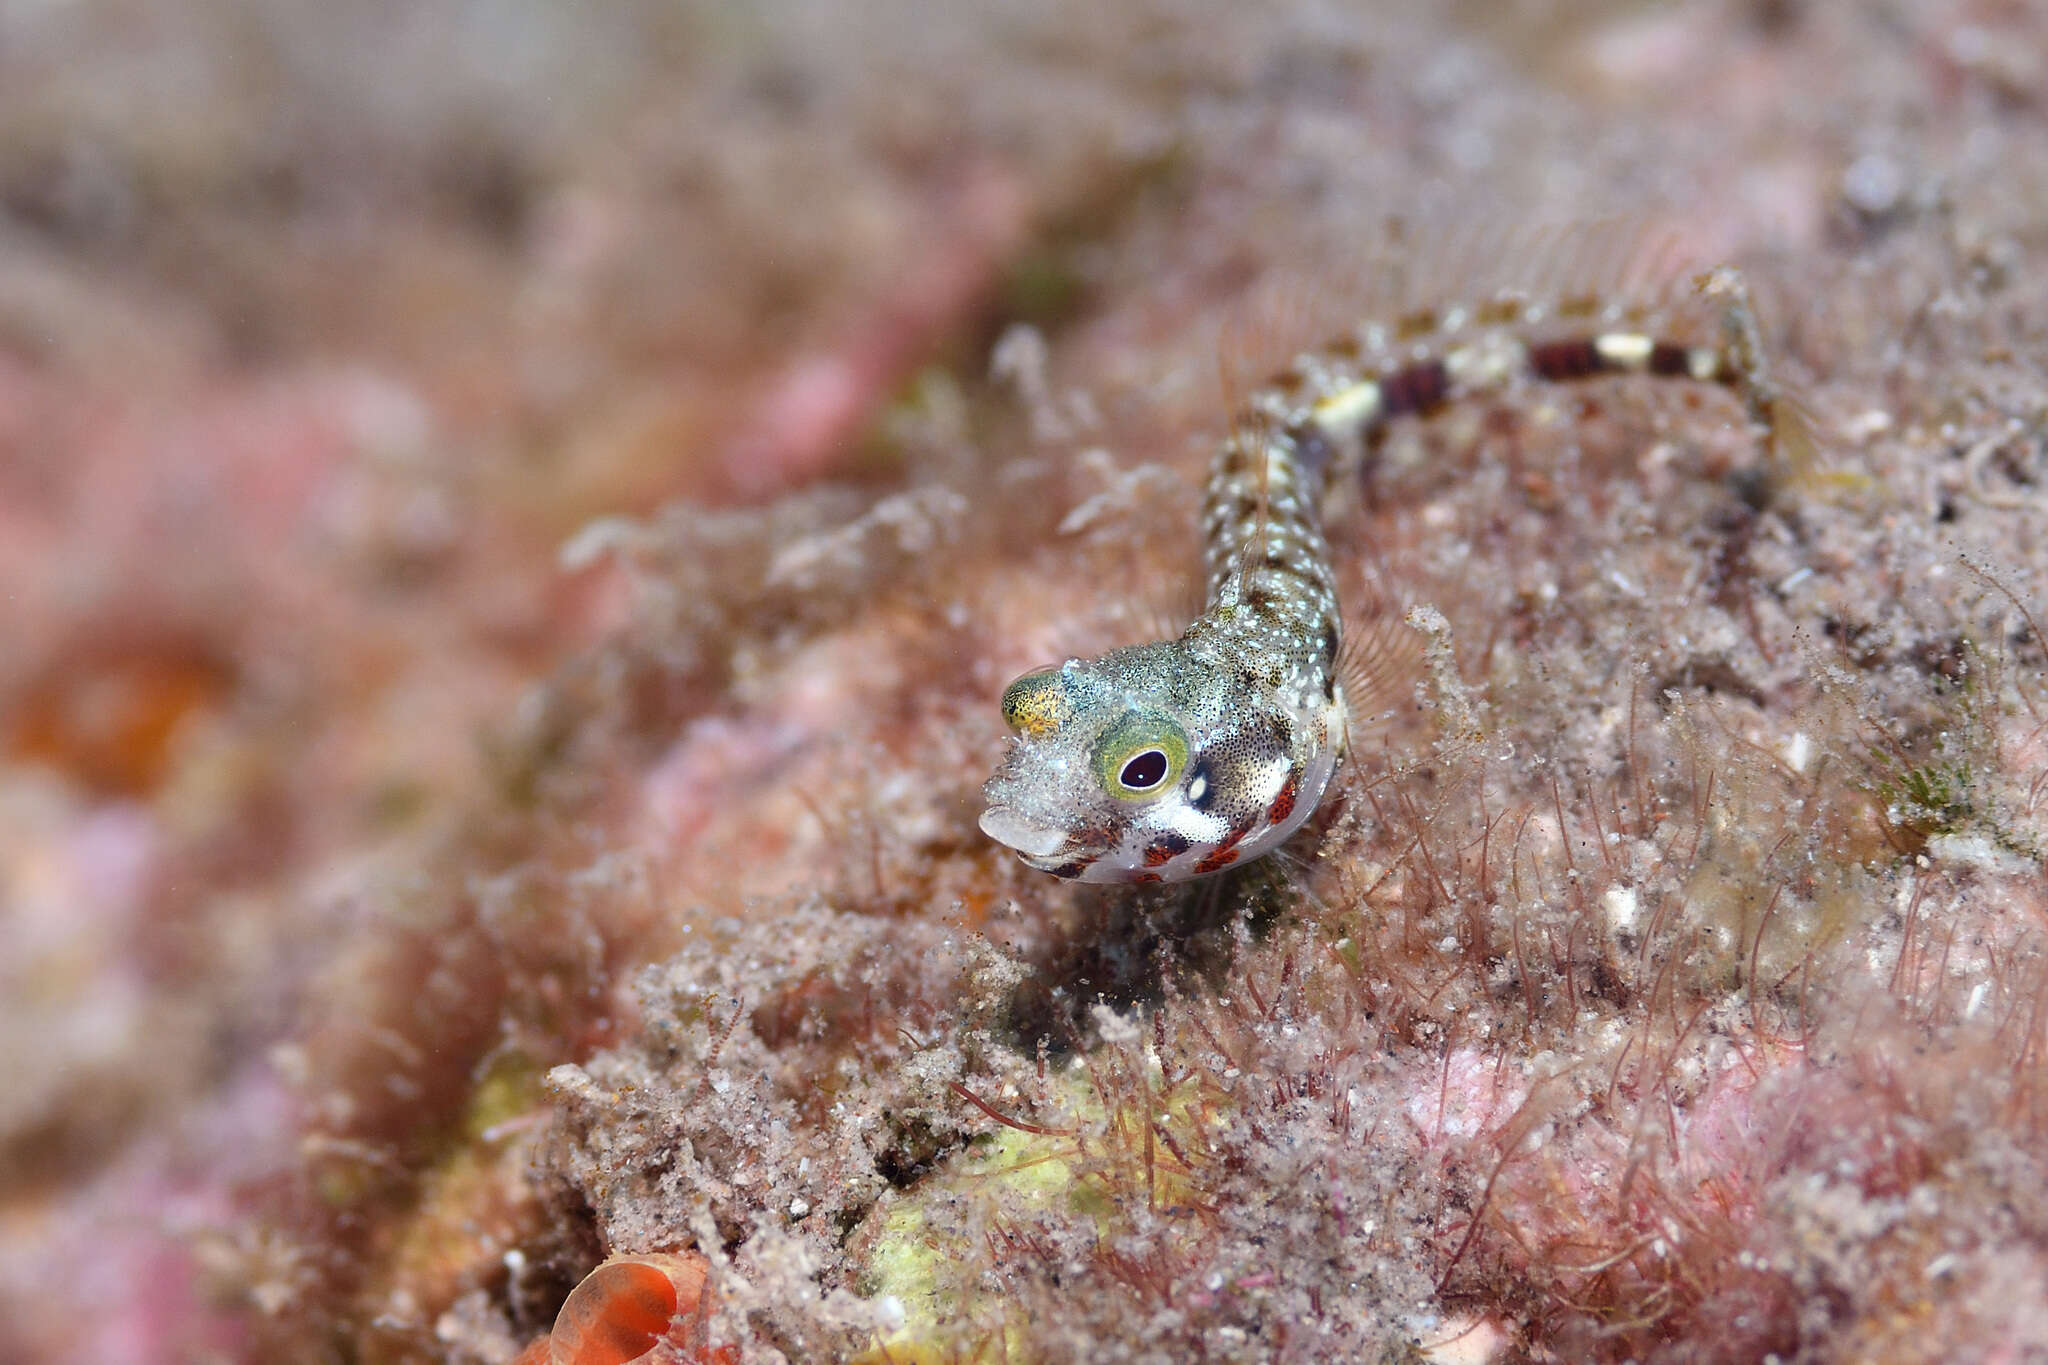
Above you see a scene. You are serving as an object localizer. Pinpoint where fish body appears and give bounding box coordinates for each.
[983,274,1786,883]
[980,399,1354,884]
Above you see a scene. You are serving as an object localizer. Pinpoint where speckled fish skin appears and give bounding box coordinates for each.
[980,418,1349,885]
[982,282,1777,883]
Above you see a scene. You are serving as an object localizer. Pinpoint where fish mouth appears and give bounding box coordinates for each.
[977,805,1074,862]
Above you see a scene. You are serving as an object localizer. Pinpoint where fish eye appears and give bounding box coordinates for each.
[1095,712,1188,801]
[1118,749,1170,791]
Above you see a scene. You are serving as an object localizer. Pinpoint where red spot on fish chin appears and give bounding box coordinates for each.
[1193,828,1248,876]
[1267,774,1300,827]
[1144,832,1194,866]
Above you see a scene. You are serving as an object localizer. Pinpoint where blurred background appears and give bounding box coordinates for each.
[3,2,2044,1361]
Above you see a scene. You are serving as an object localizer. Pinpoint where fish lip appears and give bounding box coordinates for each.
[977,805,1073,861]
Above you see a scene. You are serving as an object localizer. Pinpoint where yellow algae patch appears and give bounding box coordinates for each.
[853,1043,1240,1362]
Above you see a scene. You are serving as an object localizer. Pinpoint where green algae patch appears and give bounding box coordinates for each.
[851,1037,1253,1362]
[854,1118,1082,1362]
[464,1050,547,1142]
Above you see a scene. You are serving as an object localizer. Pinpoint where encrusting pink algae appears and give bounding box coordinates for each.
[3,3,2048,1363]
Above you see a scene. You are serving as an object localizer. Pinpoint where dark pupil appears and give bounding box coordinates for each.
[1119,749,1169,790]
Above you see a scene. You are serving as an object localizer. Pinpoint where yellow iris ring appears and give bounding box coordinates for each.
[1094,713,1189,801]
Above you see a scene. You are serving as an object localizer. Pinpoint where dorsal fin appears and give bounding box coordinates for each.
[1337,586,1424,734]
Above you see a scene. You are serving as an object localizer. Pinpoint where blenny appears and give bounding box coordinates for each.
[982,266,1795,884]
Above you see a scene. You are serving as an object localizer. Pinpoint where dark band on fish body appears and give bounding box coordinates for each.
[1527,337,1608,382]
[1649,340,1692,376]
[1377,358,1451,420]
